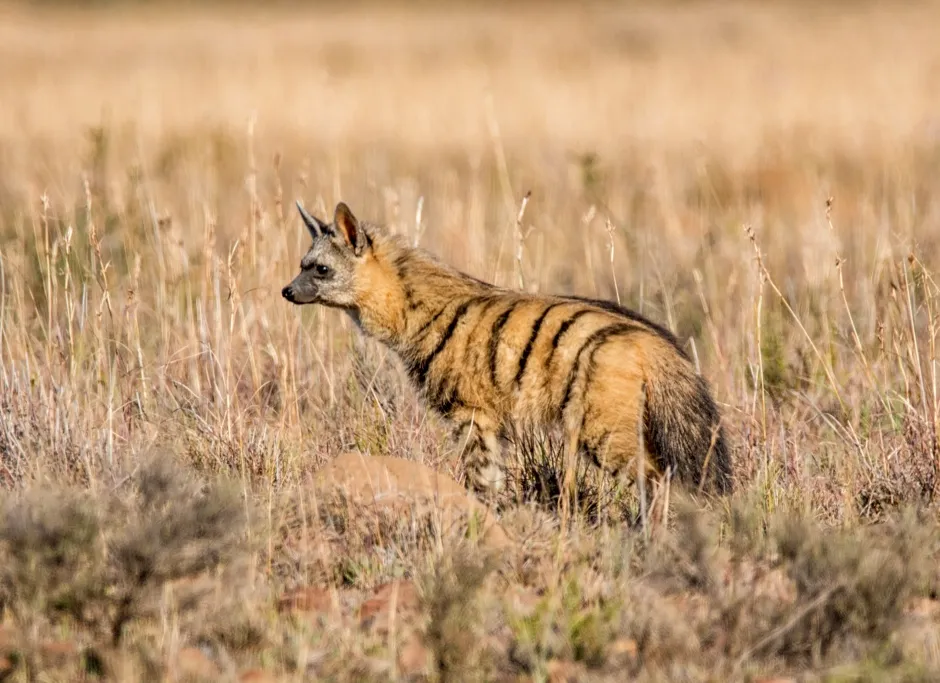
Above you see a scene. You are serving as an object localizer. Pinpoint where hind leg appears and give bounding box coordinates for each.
[450,409,507,496]
[575,386,667,529]
[587,428,661,484]
[578,426,655,526]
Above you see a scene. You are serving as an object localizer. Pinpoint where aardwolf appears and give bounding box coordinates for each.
[283,201,732,497]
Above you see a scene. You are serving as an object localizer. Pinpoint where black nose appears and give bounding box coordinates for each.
[282,286,293,301]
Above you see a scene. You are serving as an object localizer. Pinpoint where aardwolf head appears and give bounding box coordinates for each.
[282,201,370,310]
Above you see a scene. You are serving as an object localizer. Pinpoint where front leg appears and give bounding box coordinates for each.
[451,409,507,497]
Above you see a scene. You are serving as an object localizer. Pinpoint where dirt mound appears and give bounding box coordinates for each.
[312,452,509,550]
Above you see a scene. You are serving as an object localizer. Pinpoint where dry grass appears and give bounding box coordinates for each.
[2,0,940,680]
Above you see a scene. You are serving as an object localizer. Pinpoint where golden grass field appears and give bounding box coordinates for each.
[2,1,940,680]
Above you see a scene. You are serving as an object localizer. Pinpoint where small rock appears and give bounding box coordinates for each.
[359,580,421,632]
[397,635,430,677]
[277,585,341,622]
[176,646,219,680]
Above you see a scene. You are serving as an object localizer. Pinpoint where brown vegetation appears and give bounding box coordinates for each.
[2,0,940,680]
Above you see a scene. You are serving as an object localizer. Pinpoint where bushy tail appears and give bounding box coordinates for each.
[643,368,733,496]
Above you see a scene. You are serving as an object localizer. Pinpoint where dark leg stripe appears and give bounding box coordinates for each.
[435,379,464,417]
[514,302,563,387]
[559,323,636,417]
[488,303,518,388]
[411,298,477,386]
[576,401,609,467]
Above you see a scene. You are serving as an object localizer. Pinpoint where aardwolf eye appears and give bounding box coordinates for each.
[302,261,332,278]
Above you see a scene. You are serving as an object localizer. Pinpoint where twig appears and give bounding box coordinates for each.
[828,196,891,420]
[514,191,532,291]
[605,218,621,305]
[413,195,425,248]
[745,223,846,414]
[734,582,843,669]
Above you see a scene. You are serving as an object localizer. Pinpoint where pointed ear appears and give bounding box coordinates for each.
[333,202,366,256]
[296,200,330,240]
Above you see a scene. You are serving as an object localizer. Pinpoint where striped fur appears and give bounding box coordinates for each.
[283,202,733,496]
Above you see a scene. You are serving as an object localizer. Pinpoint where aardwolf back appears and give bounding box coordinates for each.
[283,201,732,496]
